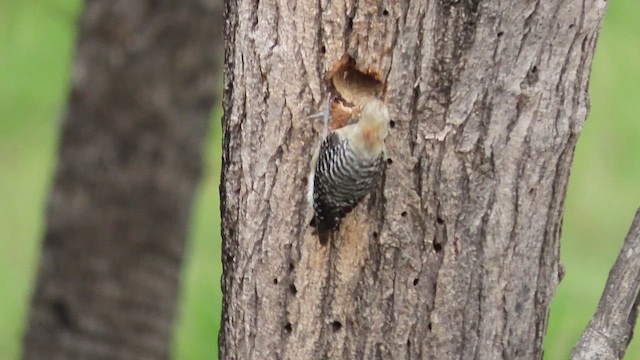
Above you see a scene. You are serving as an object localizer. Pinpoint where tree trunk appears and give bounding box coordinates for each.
[23,1,221,359]
[220,1,607,359]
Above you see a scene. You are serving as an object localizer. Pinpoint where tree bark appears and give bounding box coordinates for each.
[23,1,221,359]
[220,1,607,359]
[572,209,640,360]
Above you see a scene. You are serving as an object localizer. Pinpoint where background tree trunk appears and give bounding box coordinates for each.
[23,1,221,359]
[220,0,606,359]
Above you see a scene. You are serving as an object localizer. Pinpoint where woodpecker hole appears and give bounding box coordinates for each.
[436,217,444,225]
[428,322,433,331]
[320,45,327,54]
[497,31,504,37]
[389,120,396,128]
[331,320,343,332]
[289,284,298,295]
[289,261,295,271]
[284,322,293,333]
[433,242,443,253]
[413,278,419,286]
[382,9,389,16]
[401,211,408,217]
[372,231,379,238]
[386,158,393,165]
[327,55,384,110]
[273,278,279,285]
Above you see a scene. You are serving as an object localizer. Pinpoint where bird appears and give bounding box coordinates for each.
[308,98,390,245]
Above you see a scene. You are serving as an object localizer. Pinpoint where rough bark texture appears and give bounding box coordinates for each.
[572,209,640,360]
[220,0,607,359]
[23,1,222,359]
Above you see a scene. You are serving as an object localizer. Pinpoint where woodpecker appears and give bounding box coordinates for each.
[308,98,390,245]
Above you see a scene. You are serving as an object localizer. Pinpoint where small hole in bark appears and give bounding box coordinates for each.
[346,16,354,32]
[332,320,343,332]
[273,278,278,285]
[320,45,327,54]
[382,9,389,16]
[413,278,419,286]
[389,120,396,128]
[289,261,295,271]
[569,24,575,29]
[301,177,308,186]
[526,66,539,85]
[428,322,432,330]
[433,242,443,253]
[436,217,444,224]
[386,158,393,165]
[497,31,504,37]
[372,231,378,238]
[528,188,535,194]
[284,322,293,333]
[401,211,408,217]
[50,300,72,328]
[289,284,298,295]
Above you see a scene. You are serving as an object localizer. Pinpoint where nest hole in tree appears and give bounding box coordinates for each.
[327,54,384,108]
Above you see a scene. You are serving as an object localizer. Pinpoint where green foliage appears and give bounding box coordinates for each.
[0,1,637,359]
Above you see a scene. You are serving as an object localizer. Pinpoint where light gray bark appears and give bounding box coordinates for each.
[23,1,222,359]
[220,0,607,359]
[572,209,640,360]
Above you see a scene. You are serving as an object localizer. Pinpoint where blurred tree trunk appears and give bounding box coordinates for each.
[220,1,607,359]
[23,1,222,359]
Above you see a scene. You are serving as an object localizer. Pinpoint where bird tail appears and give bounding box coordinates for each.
[310,216,333,246]
[318,229,331,246]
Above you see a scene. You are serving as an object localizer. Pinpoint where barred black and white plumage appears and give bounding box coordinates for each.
[308,98,390,245]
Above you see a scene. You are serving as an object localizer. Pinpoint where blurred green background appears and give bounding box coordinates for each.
[0,1,637,359]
